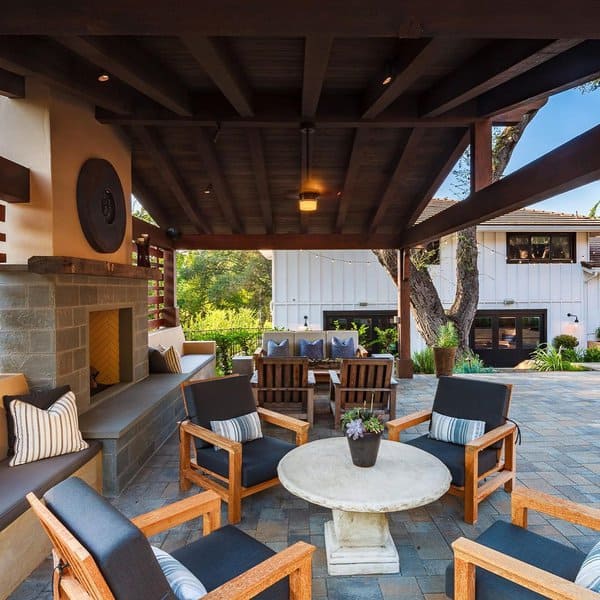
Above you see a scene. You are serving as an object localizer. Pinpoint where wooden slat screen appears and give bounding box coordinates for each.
[132,240,166,330]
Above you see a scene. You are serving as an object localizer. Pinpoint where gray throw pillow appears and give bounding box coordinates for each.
[298,338,324,360]
[149,347,171,373]
[331,336,355,359]
[267,339,290,357]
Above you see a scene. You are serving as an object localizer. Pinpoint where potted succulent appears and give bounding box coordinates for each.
[433,321,459,377]
[341,402,385,468]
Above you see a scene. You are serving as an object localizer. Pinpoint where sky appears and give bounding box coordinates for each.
[436,86,600,216]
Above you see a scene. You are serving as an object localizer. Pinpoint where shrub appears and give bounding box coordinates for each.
[596,326,600,340]
[531,344,571,371]
[368,327,398,355]
[551,334,579,350]
[561,347,582,362]
[412,347,435,374]
[436,322,459,348]
[453,350,495,374]
[584,347,600,362]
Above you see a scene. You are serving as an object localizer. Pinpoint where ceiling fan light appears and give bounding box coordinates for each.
[298,190,319,212]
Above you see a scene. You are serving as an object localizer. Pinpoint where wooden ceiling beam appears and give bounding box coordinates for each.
[0,67,24,98]
[0,156,30,203]
[362,39,440,119]
[478,40,600,117]
[132,216,174,250]
[400,123,600,247]
[181,35,254,117]
[336,128,370,233]
[369,129,427,233]
[132,173,171,228]
[175,232,401,250]
[6,2,600,38]
[133,126,210,234]
[0,36,132,114]
[302,35,333,119]
[403,129,469,227]
[421,39,580,117]
[196,129,243,233]
[246,129,273,234]
[55,36,192,116]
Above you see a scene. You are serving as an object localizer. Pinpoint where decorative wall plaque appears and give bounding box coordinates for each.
[76,158,126,253]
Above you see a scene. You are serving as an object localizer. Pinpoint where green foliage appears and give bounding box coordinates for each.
[436,322,459,348]
[564,346,600,363]
[368,327,398,355]
[182,308,266,331]
[177,250,271,325]
[584,347,600,362]
[596,327,600,340]
[589,200,600,219]
[131,197,157,226]
[551,334,579,350]
[350,322,370,347]
[453,350,494,374]
[531,344,573,371]
[412,347,435,374]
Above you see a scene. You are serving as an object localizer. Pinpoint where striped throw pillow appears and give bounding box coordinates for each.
[9,391,88,466]
[151,546,207,599]
[162,346,183,373]
[210,411,263,448]
[429,411,486,446]
[575,539,600,592]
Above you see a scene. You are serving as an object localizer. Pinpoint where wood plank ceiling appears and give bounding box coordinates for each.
[2,2,600,249]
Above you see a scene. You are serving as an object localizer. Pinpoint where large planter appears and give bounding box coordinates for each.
[433,346,457,377]
[347,432,382,467]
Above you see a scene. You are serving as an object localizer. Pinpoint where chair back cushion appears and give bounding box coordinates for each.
[44,477,175,600]
[183,376,257,449]
[148,325,186,356]
[261,331,294,353]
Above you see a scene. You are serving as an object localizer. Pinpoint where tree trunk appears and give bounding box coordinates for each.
[373,109,540,356]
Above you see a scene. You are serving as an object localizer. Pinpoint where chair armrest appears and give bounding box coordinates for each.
[465,422,516,452]
[511,486,600,530]
[452,537,598,600]
[180,420,242,454]
[204,541,315,600]
[308,370,316,386]
[386,410,432,441]
[356,345,369,357]
[132,491,221,537]
[256,407,309,445]
[253,347,265,358]
[183,340,216,355]
[328,370,340,385]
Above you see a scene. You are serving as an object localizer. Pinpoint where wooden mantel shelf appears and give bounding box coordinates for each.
[26,256,163,280]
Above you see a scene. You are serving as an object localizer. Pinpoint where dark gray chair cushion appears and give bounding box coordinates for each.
[173,525,288,600]
[0,441,101,531]
[445,520,586,599]
[406,435,498,487]
[195,436,295,487]
[44,477,176,600]
[433,377,511,449]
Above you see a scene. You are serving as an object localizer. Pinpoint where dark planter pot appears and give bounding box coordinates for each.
[347,432,382,467]
[433,347,457,377]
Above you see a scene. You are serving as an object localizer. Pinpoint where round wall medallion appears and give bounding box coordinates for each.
[76,158,126,253]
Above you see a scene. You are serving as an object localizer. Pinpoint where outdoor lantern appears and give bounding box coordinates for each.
[298,191,319,212]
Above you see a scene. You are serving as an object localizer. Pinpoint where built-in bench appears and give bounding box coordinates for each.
[80,327,216,496]
[0,374,103,598]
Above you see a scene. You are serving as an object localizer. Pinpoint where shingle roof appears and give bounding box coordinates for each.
[418,198,600,230]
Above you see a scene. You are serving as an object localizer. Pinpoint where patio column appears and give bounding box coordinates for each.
[396,248,413,378]
[162,248,179,327]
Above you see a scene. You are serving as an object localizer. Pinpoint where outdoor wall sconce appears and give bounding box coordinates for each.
[567,312,579,323]
[303,315,309,328]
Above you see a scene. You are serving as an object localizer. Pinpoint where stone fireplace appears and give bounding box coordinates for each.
[0,269,149,413]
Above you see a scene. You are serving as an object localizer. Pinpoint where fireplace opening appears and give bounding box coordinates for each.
[89,308,133,399]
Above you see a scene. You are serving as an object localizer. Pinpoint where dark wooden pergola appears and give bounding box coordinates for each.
[2,1,600,375]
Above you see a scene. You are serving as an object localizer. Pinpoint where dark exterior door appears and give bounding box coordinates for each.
[469,310,547,367]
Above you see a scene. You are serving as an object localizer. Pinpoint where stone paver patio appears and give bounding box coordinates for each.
[10,372,600,600]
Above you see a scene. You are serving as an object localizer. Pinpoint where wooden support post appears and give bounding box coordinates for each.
[162,248,179,327]
[470,120,493,192]
[396,249,413,378]
[0,155,30,203]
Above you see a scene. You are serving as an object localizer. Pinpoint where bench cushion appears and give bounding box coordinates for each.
[405,435,498,487]
[445,520,586,599]
[173,525,288,600]
[0,441,101,531]
[180,353,214,374]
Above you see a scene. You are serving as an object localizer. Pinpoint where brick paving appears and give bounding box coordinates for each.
[10,372,600,600]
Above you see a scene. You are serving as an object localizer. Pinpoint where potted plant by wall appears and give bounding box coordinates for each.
[433,322,459,377]
[341,402,384,468]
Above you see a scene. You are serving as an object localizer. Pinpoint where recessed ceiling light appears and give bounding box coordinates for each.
[382,74,393,86]
[204,183,212,195]
[97,73,110,83]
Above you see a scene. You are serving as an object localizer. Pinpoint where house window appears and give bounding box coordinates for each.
[506,233,575,263]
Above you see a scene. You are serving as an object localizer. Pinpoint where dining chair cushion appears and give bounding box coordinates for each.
[44,477,176,600]
[210,411,263,448]
[330,336,356,359]
[183,376,258,449]
[405,435,498,487]
[172,524,288,600]
[267,339,290,357]
[298,338,324,360]
[445,520,586,599]
[575,538,600,592]
[152,546,207,599]
[429,411,486,446]
[195,436,295,488]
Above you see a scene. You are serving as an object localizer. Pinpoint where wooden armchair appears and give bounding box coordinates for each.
[448,487,600,599]
[180,375,309,524]
[386,376,516,524]
[252,356,315,425]
[330,358,397,427]
[28,477,315,600]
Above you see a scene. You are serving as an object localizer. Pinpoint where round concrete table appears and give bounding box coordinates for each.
[277,437,451,576]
